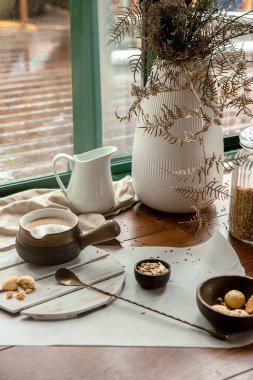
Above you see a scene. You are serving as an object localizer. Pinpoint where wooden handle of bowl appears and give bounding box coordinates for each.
[79,220,121,250]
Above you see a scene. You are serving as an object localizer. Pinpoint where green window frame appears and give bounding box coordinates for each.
[0,0,241,197]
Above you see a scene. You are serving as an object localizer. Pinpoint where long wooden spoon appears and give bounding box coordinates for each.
[55,267,229,341]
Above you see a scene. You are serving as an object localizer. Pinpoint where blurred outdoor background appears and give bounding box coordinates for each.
[0,0,252,184]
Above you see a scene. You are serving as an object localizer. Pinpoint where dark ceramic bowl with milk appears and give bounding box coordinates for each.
[16,208,120,266]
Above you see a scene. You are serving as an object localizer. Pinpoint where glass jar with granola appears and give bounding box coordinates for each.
[229,126,253,244]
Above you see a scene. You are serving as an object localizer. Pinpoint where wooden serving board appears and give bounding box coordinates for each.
[0,246,125,320]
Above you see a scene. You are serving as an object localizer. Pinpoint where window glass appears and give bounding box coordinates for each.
[98,0,141,155]
[222,1,253,136]
[0,0,73,185]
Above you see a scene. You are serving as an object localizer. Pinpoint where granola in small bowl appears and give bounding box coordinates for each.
[134,259,171,289]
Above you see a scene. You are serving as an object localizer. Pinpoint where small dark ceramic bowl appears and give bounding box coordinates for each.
[134,258,171,289]
[196,275,253,332]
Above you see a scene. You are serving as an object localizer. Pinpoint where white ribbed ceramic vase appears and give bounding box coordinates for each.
[132,68,224,213]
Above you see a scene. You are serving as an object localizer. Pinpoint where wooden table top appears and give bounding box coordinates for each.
[0,196,253,380]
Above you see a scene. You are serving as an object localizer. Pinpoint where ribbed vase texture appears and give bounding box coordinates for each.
[132,69,224,213]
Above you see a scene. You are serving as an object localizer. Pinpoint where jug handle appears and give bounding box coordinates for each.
[79,220,121,250]
[52,153,74,195]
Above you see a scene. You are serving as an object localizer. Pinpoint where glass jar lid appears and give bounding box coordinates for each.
[240,126,253,149]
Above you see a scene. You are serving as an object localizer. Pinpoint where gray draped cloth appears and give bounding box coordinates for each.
[0,175,138,251]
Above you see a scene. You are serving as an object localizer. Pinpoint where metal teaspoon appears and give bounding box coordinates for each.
[55,267,229,341]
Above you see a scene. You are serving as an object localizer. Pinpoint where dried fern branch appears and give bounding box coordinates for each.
[173,184,206,203]
[167,166,206,184]
[206,151,253,173]
[179,200,217,234]
[110,1,253,232]
[205,180,230,201]
[109,5,142,45]
[173,180,229,203]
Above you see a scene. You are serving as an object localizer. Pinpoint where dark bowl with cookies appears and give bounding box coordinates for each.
[196,275,253,332]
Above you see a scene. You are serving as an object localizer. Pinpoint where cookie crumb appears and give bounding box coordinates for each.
[16,290,26,300]
[6,291,13,299]
[25,288,33,294]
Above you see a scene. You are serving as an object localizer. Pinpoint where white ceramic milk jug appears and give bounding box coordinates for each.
[52,146,117,213]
